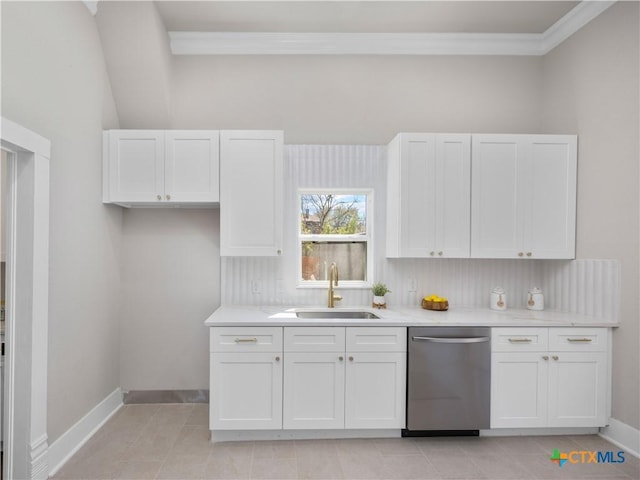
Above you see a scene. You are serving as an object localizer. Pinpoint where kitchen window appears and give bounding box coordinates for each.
[298,190,373,287]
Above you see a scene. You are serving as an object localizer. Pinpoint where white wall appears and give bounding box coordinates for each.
[120,209,220,390]
[1,2,122,442]
[540,1,640,430]
[171,55,543,143]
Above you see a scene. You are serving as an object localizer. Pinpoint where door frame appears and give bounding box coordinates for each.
[1,117,50,480]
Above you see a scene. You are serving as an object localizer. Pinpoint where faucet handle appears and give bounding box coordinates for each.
[333,294,343,303]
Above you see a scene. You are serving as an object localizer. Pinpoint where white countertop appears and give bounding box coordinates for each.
[204,305,618,328]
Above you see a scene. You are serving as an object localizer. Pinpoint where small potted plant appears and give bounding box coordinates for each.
[372,282,391,309]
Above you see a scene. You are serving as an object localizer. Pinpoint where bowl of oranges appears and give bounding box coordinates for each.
[422,294,449,311]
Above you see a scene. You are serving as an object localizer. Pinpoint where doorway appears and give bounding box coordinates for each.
[1,117,50,480]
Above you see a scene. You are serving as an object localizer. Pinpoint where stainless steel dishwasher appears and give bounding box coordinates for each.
[403,327,491,436]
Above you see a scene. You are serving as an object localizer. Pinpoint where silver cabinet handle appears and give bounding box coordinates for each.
[518,252,524,257]
[552,355,559,361]
[234,338,258,343]
[526,252,532,257]
[275,356,280,362]
[438,251,443,256]
[430,251,435,256]
[508,338,532,343]
[339,356,344,361]
[156,194,162,201]
[412,336,489,344]
[567,338,592,343]
[542,355,549,360]
[166,194,171,201]
[349,356,354,361]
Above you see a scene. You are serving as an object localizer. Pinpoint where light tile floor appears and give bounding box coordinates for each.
[53,404,640,480]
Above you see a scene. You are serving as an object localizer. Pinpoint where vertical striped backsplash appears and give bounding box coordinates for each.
[221,145,620,322]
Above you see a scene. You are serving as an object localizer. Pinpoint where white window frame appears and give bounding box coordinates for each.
[297,188,374,289]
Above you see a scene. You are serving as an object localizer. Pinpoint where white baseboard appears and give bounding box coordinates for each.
[599,417,640,458]
[48,388,123,476]
[481,427,599,437]
[30,434,49,480]
[211,429,401,443]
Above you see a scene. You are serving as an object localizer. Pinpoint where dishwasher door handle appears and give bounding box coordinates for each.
[411,336,490,344]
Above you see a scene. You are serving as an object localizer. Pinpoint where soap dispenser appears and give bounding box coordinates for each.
[490,287,507,311]
[527,287,544,311]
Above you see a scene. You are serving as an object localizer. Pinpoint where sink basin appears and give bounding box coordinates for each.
[295,311,381,319]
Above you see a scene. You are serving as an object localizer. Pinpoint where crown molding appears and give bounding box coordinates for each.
[169,1,616,56]
[540,0,615,53]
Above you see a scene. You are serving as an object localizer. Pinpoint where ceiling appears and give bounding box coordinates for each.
[155,1,580,35]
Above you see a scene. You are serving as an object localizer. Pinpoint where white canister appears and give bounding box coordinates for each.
[490,287,507,311]
[527,287,544,311]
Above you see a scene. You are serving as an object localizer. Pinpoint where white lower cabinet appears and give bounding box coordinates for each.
[210,327,283,430]
[210,326,406,432]
[283,352,345,429]
[283,326,406,430]
[282,326,407,430]
[210,352,282,430]
[491,327,609,429]
[345,351,406,429]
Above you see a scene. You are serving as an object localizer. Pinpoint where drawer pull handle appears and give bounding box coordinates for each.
[508,338,532,343]
[234,338,258,343]
[542,355,549,360]
[567,338,592,343]
[552,355,559,361]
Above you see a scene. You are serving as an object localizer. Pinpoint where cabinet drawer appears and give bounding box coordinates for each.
[549,328,608,352]
[284,327,345,352]
[492,328,548,352]
[211,327,282,352]
[346,327,407,352]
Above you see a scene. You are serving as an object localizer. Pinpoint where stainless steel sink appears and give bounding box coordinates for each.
[295,311,380,319]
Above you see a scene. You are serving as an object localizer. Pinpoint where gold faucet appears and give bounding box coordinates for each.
[328,262,343,308]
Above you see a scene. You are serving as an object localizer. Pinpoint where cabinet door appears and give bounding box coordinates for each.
[165,131,219,203]
[400,134,437,257]
[435,134,471,257]
[220,131,283,256]
[345,352,406,429]
[106,130,165,203]
[386,134,436,257]
[491,352,548,428]
[522,135,576,259]
[548,351,607,427]
[210,352,282,430]
[283,352,345,429]
[471,135,526,258]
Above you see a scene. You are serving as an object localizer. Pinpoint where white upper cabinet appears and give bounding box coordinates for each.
[386,133,471,258]
[471,134,577,259]
[164,131,220,203]
[103,130,219,206]
[220,130,283,256]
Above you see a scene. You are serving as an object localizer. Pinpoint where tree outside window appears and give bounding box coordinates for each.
[299,192,371,284]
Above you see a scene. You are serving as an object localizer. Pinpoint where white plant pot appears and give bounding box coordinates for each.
[373,295,386,305]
